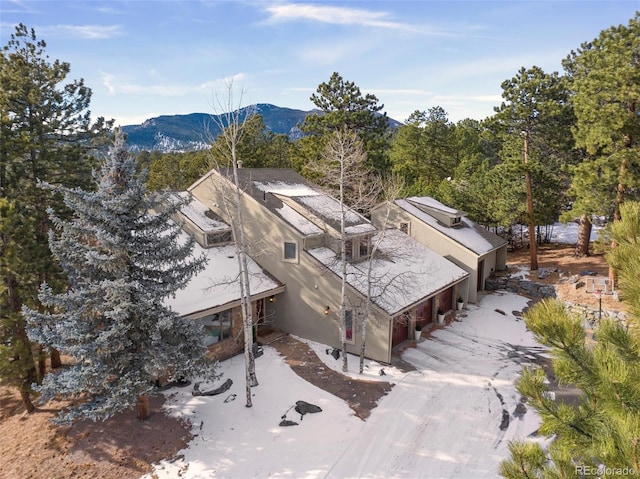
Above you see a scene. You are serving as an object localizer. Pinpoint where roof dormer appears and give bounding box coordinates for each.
[170,191,233,248]
[407,197,466,228]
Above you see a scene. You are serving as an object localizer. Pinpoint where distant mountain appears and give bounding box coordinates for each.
[121,103,403,153]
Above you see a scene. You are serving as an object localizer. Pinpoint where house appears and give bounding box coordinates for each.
[188,168,469,364]
[371,196,508,304]
[166,192,285,361]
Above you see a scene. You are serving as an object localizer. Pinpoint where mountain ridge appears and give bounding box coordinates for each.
[122,103,402,153]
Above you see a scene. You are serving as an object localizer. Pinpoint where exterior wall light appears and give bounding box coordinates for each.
[324,306,330,315]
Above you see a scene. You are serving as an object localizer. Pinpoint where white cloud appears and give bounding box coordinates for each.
[40,24,123,39]
[101,72,116,95]
[100,72,248,98]
[263,3,422,32]
[369,88,431,96]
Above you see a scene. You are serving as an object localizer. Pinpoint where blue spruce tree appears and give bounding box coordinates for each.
[24,130,215,423]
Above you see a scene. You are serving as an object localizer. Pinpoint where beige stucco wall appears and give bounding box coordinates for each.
[190,172,393,364]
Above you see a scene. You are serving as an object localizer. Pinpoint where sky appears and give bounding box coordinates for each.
[1,1,638,127]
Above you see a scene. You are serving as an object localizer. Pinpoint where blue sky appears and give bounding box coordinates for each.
[1,1,638,126]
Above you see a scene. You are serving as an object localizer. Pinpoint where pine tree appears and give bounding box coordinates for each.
[500,204,640,477]
[492,66,572,269]
[562,13,640,269]
[0,23,112,412]
[0,199,38,412]
[23,130,215,423]
[300,72,390,173]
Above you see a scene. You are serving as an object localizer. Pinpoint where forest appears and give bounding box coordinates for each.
[1,11,640,478]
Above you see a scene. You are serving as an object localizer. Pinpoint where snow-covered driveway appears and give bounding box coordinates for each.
[147,291,544,479]
[325,292,542,478]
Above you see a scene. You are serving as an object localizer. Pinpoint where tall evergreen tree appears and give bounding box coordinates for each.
[300,72,390,173]
[390,107,456,195]
[0,199,39,412]
[562,13,640,266]
[23,130,214,423]
[493,66,572,270]
[500,203,640,478]
[0,24,112,412]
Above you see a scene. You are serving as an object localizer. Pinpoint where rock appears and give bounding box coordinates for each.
[536,268,551,279]
[580,270,598,276]
[294,400,323,416]
[279,419,298,427]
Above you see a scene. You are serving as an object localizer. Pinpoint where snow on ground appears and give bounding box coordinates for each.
[145,291,546,479]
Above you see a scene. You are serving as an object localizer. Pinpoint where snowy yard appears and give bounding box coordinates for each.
[146,291,546,479]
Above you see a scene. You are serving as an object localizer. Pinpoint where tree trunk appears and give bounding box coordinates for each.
[609,154,629,282]
[137,393,150,420]
[37,346,46,383]
[524,132,538,271]
[7,273,38,412]
[574,215,592,257]
[20,388,35,413]
[50,348,62,369]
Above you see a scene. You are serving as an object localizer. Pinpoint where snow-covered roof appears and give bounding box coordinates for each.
[171,191,229,233]
[251,175,375,236]
[408,196,464,216]
[274,203,324,236]
[166,232,283,317]
[294,194,376,235]
[396,198,507,256]
[253,181,319,198]
[308,229,468,316]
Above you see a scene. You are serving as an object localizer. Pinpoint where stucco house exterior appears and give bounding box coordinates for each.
[187,168,469,364]
[166,192,285,361]
[371,196,508,304]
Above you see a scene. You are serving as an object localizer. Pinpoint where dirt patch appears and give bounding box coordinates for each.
[266,334,393,420]
[506,242,625,313]
[0,386,191,479]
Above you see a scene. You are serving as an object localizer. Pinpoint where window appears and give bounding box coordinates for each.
[451,216,461,226]
[202,310,232,346]
[345,239,353,261]
[359,236,371,259]
[284,241,297,261]
[399,222,409,234]
[344,310,354,343]
[206,230,233,246]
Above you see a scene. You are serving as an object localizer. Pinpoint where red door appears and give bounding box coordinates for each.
[392,313,410,347]
[439,287,453,313]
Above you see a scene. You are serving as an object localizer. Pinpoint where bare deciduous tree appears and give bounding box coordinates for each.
[205,81,258,407]
[307,128,382,372]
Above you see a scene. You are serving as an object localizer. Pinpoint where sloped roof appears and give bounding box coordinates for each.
[395,197,507,256]
[166,236,283,317]
[308,229,468,316]
[165,197,283,317]
[216,168,375,237]
[169,191,229,233]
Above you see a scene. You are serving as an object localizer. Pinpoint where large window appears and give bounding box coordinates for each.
[201,310,232,346]
[283,241,297,262]
[206,230,233,247]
